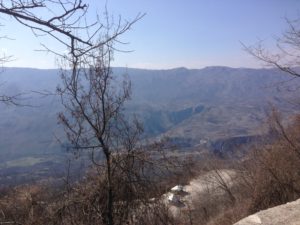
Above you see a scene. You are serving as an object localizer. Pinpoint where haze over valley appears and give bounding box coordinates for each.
[0,66,299,185]
[2,1,300,224]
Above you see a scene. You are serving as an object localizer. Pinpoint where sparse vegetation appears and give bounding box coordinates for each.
[1,2,300,225]
[178,111,300,225]
[1,110,300,225]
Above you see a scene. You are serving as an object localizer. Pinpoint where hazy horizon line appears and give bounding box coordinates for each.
[2,65,269,71]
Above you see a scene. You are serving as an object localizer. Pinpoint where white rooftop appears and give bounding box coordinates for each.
[171,185,184,192]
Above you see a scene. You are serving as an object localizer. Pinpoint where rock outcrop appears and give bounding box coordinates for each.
[234,198,300,225]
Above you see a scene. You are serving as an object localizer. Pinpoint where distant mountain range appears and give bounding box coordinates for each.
[0,66,299,162]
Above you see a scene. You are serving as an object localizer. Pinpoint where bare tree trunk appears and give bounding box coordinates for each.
[106,153,114,225]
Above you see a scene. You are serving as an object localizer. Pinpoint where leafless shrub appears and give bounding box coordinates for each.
[173,110,300,225]
[243,16,300,78]
[245,115,300,212]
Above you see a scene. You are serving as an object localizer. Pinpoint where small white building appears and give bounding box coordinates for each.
[168,193,180,204]
[171,185,184,193]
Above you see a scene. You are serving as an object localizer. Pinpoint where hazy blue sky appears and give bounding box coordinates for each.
[1,0,299,69]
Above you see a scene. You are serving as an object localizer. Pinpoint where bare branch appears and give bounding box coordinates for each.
[243,16,300,78]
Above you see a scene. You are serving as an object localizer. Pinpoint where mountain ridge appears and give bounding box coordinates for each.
[0,66,299,160]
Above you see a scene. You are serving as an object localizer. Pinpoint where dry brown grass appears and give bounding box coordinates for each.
[190,112,300,225]
[164,112,300,225]
[2,112,300,225]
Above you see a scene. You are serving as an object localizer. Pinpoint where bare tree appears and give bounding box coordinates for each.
[0,0,92,56]
[0,3,177,224]
[0,0,142,105]
[0,0,89,104]
[0,0,144,59]
[0,3,178,224]
[56,20,177,223]
[244,16,300,77]
[58,42,128,225]
[240,15,300,214]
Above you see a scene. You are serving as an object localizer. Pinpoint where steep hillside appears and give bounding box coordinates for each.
[125,66,300,141]
[0,66,299,162]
